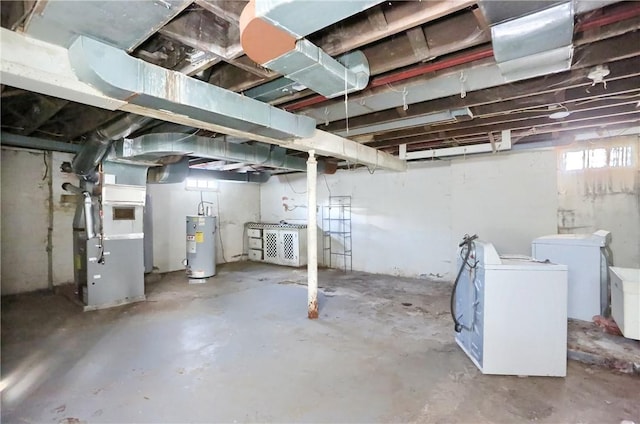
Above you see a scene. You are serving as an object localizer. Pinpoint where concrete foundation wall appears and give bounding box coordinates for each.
[1,147,76,295]
[557,136,640,267]
[260,150,558,279]
[148,181,260,273]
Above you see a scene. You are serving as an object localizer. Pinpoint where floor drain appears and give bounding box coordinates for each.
[401,302,412,307]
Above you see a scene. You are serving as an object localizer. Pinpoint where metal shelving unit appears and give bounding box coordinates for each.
[322,196,352,272]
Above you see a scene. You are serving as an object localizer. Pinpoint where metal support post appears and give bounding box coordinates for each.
[307,150,318,319]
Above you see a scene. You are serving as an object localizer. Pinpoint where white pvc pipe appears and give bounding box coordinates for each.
[306,150,318,319]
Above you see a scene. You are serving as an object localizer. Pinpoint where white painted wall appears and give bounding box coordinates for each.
[557,136,640,267]
[450,150,558,259]
[1,147,76,294]
[148,180,260,273]
[260,149,558,280]
[1,147,49,294]
[51,151,77,285]
[1,146,261,292]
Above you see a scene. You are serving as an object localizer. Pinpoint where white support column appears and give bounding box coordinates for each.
[306,150,319,319]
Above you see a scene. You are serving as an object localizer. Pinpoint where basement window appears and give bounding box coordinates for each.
[561,145,634,171]
[185,178,219,191]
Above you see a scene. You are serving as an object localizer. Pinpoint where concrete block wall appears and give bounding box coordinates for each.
[1,147,76,295]
[1,147,261,293]
[3,135,637,294]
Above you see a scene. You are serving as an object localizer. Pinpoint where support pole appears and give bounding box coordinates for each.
[307,150,319,319]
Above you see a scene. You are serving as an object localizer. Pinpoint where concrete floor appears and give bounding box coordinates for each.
[2,262,638,424]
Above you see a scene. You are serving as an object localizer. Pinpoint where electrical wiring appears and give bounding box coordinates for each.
[322,175,332,197]
[284,174,306,194]
[215,191,227,263]
[450,234,478,333]
[42,151,49,181]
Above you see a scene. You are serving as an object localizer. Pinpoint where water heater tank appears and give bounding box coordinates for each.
[186,215,216,278]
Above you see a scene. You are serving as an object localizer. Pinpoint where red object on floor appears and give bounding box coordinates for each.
[592,315,623,336]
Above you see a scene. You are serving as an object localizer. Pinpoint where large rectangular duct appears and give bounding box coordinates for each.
[240,0,371,99]
[255,0,385,39]
[263,44,370,99]
[68,36,316,141]
[112,133,325,173]
[490,2,574,81]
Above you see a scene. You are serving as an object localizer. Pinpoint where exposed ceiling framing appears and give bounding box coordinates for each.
[1,0,639,175]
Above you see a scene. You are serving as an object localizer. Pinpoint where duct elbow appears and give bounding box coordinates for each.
[240,0,371,99]
[239,0,297,65]
[82,192,96,240]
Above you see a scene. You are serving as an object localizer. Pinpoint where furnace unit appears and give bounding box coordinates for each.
[66,180,146,311]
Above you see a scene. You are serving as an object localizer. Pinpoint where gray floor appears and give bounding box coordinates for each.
[2,262,638,423]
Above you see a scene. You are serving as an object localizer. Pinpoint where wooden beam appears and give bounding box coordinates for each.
[226,55,276,78]
[37,105,125,140]
[366,6,389,31]
[363,78,640,145]
[406,27,431,60]
[22,97,69,136]
[161,10,274,80]
[322,37,640,134]
[369,105,640,149]
[182,55,223,77]
[195,0,245,25]
[312,0,475,56]
[159,11,230,58]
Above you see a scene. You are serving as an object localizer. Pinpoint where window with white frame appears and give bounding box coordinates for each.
[561,145,634,171]
[185,177,219,191]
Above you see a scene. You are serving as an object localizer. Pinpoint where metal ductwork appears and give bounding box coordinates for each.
[479,0,621,81]
[147,157,191,184]
[298,0,625,128]
[240,0,374,99]
[1,27,405,172]
[244,51,369,103]
[71,114,153,180]
[146,157,271,184]
[189,168,271,184]
[68,36,316,141]
[335,108,474,137]
[62,182,96,240]
[147,157,271,184]
[112,132,332,174]
[481,1,574,81]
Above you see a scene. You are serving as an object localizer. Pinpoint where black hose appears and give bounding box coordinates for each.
[450,234,477,333]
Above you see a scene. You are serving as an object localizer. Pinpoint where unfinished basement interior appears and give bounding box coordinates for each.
[1,0,639,422]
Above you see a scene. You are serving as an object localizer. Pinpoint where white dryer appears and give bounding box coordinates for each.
[532,230,612,321]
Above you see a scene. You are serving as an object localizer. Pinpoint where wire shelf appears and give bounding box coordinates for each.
[322,196,352,272]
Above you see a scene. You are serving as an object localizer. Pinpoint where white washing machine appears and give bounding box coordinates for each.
[532,230,612,321]
[454,240,568,377]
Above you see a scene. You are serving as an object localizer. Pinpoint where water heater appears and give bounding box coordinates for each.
[185,215,216,279]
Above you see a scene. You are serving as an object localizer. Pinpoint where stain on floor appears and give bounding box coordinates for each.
[2,262,639,423]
